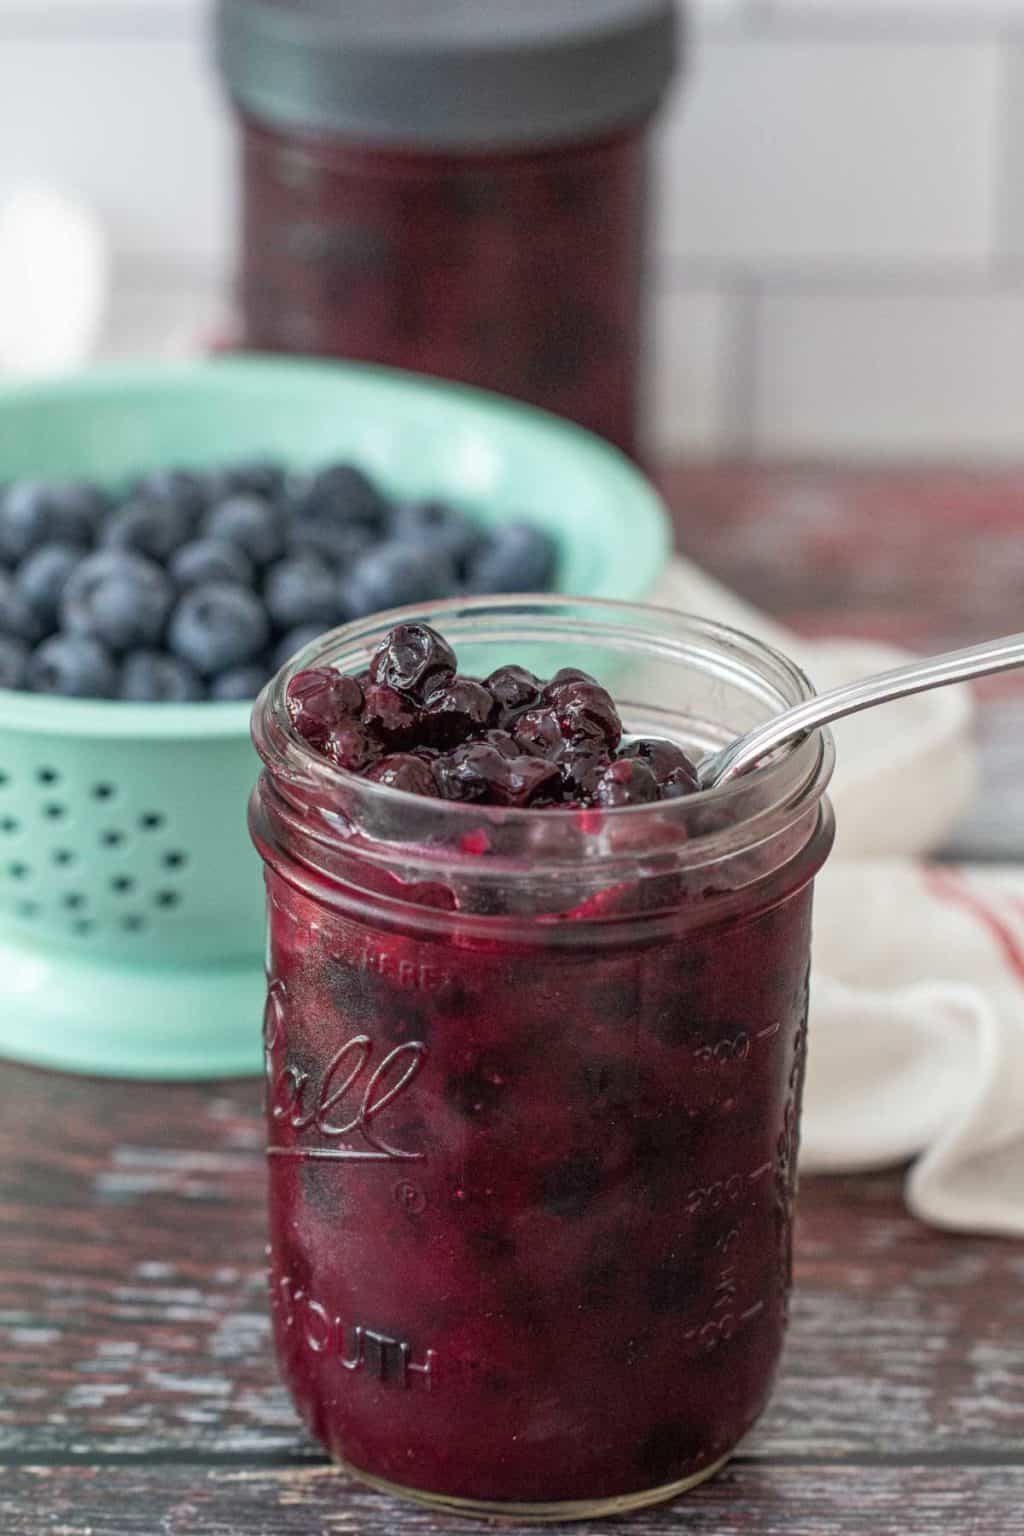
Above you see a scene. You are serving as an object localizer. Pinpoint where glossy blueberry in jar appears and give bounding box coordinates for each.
[249,600,836,1521]
[215,0,680,456]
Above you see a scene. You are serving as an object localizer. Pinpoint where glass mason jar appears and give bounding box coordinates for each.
[215,1,681,458]
[249,598,835,1522]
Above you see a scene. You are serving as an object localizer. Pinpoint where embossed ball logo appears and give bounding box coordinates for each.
[267,1009,428,1165]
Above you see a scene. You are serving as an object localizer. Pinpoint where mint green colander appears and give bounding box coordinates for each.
[0,358,670,1080]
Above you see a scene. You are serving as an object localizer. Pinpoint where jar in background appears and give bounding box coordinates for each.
[249,598,835,1522]
[215,1,681,457]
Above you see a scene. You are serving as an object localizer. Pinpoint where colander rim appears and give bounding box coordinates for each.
[0,355,670,740]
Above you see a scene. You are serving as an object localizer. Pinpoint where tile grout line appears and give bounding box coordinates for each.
[724,282,761,458]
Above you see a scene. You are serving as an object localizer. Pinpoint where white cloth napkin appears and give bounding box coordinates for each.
[654,557,1024,1239]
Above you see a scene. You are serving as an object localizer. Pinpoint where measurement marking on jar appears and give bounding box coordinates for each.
[690,1020,784,1065]
[683,1297,766,1352]
[267,1036,428,1164]
[685,1161,774,1215]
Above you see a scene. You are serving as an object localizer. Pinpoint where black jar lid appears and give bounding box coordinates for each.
[215,0,681,149]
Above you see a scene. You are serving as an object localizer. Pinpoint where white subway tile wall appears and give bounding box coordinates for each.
[4,0,1024,460]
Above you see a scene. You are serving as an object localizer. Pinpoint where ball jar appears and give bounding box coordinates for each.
[249,597,835,1521]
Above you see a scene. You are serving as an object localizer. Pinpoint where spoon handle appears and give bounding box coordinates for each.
[701,630,1024,789]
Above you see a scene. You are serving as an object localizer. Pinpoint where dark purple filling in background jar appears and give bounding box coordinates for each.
[216,0,680,459]
[238,120,647,456]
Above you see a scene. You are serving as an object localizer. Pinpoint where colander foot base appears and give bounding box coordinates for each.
[0,937,265,1079]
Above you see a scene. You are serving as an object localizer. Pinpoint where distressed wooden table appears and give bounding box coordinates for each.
[3,464,1023,1535]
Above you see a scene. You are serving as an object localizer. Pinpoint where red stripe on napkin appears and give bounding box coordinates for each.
[924,866,1024,987]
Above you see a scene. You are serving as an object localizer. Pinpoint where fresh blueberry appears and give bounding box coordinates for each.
[272,624,327,673]
[120,650,206,702]
[264,553,342,631]
[0,635,28,689]
[28,634,117,698]
[0,480,96,562]
[168,583,270,677]
[0,568,46,643]
[132,467,208,521]
[465,522,558,594]
[101,497,193,562]
[62,552,173,653]
[50,480,110,538]
[288,518,372,569]
[294,463,389,536]
[341,543,458,619]
[170,538,255,590]
[209,458,286,500]
[0,483,50,562]
[388,500,484,575]
[209,664,269,701]
[15,543,81,629]
[204,494,286,566]
[368,622,456,699]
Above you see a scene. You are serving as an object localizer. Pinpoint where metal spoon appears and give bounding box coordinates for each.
[699,630,1024,790]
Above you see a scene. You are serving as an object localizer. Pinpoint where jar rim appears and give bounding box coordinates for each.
[251,596,834,871]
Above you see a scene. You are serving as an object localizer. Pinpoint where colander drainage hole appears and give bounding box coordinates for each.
[1,817,19,834]
[121,914,146,933]
[43,803,66,821]
[0,771,8,788]
[139,812,165,832]
[36,767,59,786]
[52,849,74,867]
[72,919,95,937]
[61,892,86,910]
[155,890,180,909]
[8,862,29,881]
[16,900,39,919]
[110,876,135,895]
[92,783,115,801]
[100,830,124,848]
[163,850,187,869]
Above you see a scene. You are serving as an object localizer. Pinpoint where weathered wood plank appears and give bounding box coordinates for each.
[660,462,1024,652]
[4,1462,1024,1536]
[2,1068,1022,1459]
[659,461,1024,858]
